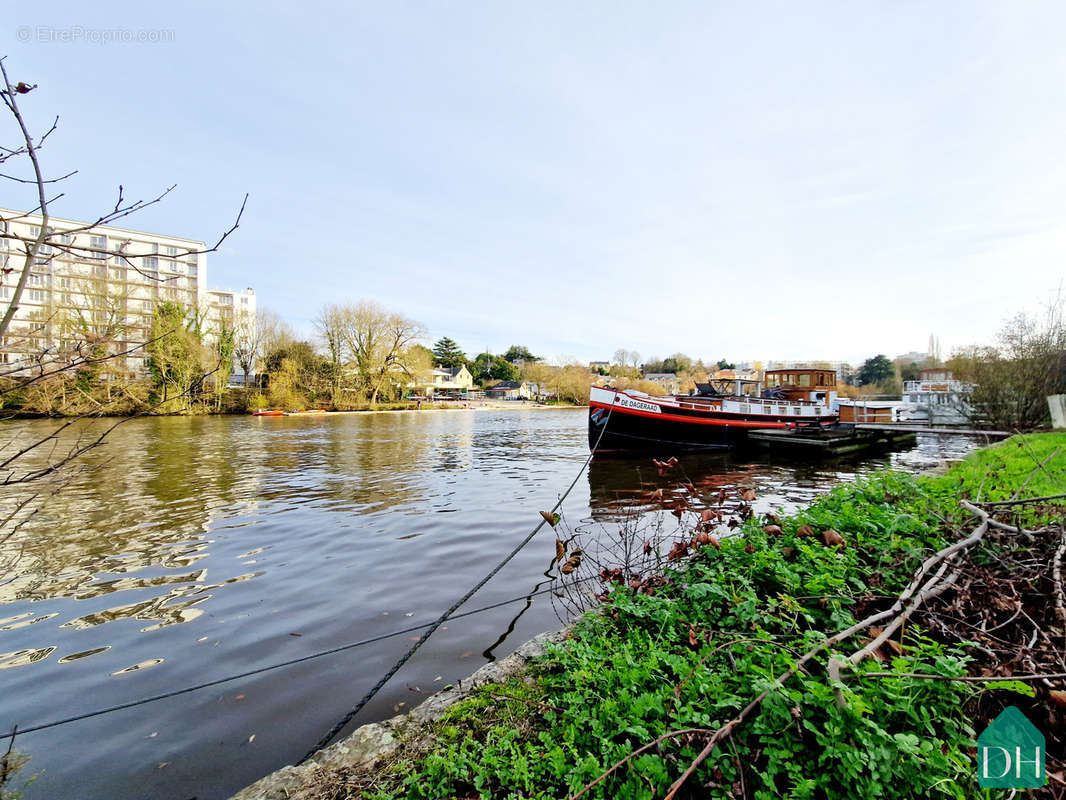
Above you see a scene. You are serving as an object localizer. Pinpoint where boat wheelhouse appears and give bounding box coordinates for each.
[899,368,973,424]
[762,368,839,407]
[588,369,838,453]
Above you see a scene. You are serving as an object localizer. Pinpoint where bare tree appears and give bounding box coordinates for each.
[231,307,260,387]
[332,300,426,405]
[315,304,347,406]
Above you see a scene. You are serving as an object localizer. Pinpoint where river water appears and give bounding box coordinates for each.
[0,409,979,800]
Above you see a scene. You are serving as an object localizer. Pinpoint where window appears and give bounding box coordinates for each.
[90,235,107,249]
[143,256,158,269]
[0,287,8,299]
[165,245,177,256]
[142,300,152,311]
[798,374,811,387]
[28,289,45,302]
[240,297,248,305]
[187,265,197,277]
[110,269,124,281]
[93,265,107,278]
[58,277,70,288]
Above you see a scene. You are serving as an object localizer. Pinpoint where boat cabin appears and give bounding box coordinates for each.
[694,378,761,397]
[763,368,837,408]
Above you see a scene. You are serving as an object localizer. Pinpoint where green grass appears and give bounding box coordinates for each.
[358,433,1065,800]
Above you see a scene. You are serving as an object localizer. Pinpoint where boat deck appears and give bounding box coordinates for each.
[748,425,917,456]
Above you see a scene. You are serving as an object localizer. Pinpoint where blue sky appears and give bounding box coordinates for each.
[6,2,1065,365]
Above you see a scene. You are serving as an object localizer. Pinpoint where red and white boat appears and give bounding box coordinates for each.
[588,368,839,453]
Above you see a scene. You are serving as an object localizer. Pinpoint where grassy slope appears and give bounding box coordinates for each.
[359,433,1065,800]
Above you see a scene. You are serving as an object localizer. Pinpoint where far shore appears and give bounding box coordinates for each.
[277,400,585,415]
[0,400,587,421]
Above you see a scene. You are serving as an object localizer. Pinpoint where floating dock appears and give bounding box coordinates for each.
[747,424,918,456]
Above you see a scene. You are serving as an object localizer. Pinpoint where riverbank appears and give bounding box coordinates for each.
[1,398,584,419]
[237,432,1065,799]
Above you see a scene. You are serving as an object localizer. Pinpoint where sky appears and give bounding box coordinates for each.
[4,2,1065,366]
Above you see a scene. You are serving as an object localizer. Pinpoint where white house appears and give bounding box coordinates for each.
[408,365,474,396]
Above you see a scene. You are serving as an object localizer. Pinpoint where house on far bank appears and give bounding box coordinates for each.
[486,381,533,400]
[408,365,474,397]
[589,361,610,371]
[644,372,680,395]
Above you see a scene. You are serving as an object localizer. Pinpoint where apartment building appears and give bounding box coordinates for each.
[0,208,253,375]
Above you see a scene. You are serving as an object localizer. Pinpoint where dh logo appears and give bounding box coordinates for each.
[977,706,1045,789]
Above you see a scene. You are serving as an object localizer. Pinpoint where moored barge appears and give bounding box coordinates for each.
[588,368,840,453]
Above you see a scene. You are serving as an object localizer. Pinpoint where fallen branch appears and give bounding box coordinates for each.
[474,688,565,715]
[1055,528,1066,637]
[978,491,1066,508]
[857,671,1066,683]
[567,728,717,800]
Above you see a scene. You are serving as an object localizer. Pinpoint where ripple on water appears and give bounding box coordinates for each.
[111,658,164,676]
[57,646,111,663]
[0,646,56,669]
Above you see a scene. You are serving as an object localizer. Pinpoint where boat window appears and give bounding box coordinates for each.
[798,374,811,387]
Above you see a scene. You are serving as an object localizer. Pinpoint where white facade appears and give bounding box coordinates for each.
[0,209,252,376]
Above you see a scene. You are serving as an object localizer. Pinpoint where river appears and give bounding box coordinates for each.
[0,408,979,800]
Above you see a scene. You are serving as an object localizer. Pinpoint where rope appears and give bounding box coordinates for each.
[1,402,613,749]
[296,402,614,763]
[0,574,601,743]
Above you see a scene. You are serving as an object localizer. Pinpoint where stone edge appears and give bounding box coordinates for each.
[227,627,570,800]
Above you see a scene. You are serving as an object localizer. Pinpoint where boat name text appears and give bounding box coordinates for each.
[615,396,661,413]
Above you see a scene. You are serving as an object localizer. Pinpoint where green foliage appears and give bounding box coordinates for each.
[503,345,538,363]
[858,354,894,386]
[470,352,495,385]
[898,360,923,383]
[432,337,466,369]
[145,301,210,412]
[364,434,1065,800]
[490,357,520,382]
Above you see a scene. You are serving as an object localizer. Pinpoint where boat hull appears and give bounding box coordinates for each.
[588,404,742,452]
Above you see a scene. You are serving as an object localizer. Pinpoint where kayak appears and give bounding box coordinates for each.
[252,410,285,416]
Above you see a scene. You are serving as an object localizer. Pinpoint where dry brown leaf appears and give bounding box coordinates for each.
[822,529,846,548]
